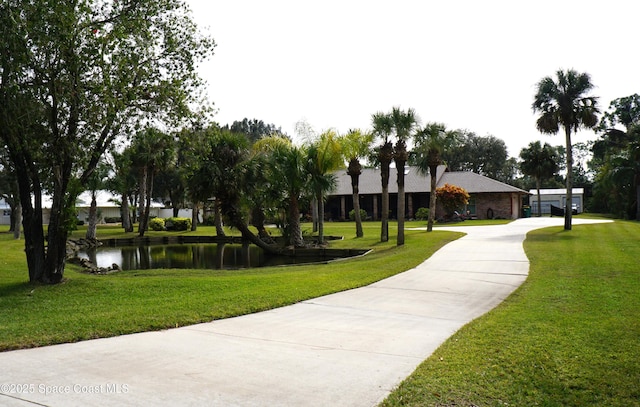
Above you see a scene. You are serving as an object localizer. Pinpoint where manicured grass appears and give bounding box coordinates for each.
[0,221,461,351]
[382,220,640,406]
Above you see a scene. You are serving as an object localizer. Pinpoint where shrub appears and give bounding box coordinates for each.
[349,208,368,221]
[165,217,192,231]
[104,217,122,224]
[415,207,430,220]
[149,217,165,231]
[436,183,470,216]
[202,214,216,226]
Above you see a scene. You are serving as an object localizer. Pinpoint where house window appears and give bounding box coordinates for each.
[465,197,476,216]
[3,210,10,216]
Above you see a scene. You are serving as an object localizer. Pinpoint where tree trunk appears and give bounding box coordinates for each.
[381,164,389,242]
[122,193,133,232]
[12,201,21,239]
[427,165,438,232]
[397,170,405,245]
[289,195,304,247]
[8,197,16,233]
[21,197,46,283]
[139,166,153,236]
[137,166,147,236]
[172,192,180,217]
[317,192,325,245]
[311,198,318,233]
[379,141,393,242]
[396,140,408,246]
[85,191,98,240]
[227,205,282,254]
[191,201,199,232]
[131,193,138,224]
[214,200,226,236]
[349,160,363,238]
[45,184,73,284]
[251,206,274,243]
[4,138,50,281]
[536,176,542,217]
[564,126,573,230]
[13,156,46,282]
[635,173,640,221]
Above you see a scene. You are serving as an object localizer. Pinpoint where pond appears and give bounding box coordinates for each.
[76,243,367,271]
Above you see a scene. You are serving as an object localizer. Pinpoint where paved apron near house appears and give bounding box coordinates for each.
[0,218,610,407]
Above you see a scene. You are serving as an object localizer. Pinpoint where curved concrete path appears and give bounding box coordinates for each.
[0,218,610,407]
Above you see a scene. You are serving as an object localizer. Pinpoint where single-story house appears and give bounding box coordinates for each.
[326,166,530,220]
[2,191,194,226]
[42,190,167,224]
[528,188,584,214]
[0,198,11,225]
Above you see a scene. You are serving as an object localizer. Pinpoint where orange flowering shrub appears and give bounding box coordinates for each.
[436,183,470,215]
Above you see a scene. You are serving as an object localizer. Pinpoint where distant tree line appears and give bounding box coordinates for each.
[0,9,637,290]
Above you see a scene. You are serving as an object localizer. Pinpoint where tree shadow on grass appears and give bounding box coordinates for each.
[0,281,39,297]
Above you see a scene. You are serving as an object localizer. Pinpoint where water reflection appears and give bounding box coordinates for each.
[77,243,340,271]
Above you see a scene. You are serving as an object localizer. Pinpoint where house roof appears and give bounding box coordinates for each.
[330,166,528,196]
[331,165,447,195]
[40,190,164,209]
[528,188,584,195]
[440,171,528,194]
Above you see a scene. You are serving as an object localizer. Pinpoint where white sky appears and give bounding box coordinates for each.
[187,0,639,157]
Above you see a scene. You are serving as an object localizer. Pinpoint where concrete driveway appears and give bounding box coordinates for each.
[0,217,611,407]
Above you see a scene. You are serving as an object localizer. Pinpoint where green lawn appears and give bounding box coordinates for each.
[2,219,638,406]
[0,221,461,351]
[382,220,640,406]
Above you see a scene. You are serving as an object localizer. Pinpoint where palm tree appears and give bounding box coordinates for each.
[255,135,309,247]
[533,69,599,230]
[341,129,374,238]
[306,130,343,244]
[413,123,453,231]
[390,107,418,246]
[131,128,175,236]
[202,130,283,254]
[107,149,137,233]
[371,112,394,242]
[519,141,560,217]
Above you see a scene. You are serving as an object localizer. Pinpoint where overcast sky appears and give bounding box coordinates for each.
[187,0,639,158]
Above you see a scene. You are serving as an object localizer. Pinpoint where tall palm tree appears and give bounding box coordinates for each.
[519,141,560,217]
[306,130,343,244]
[413,123,453,231]
[390,107,418,246]
[372,112,394,242]
[533,69,599,230]
[108,149,137,233]
[131,128,175,236]
[341,129,374,238]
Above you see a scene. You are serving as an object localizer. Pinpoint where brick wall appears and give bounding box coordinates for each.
[435,192,519,220]
[475,193,515,219]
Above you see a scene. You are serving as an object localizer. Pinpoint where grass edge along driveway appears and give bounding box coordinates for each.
[0,223,462,351]
[381,220,640,407]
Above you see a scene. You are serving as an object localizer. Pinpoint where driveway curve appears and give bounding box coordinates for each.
[0,217,611,407]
